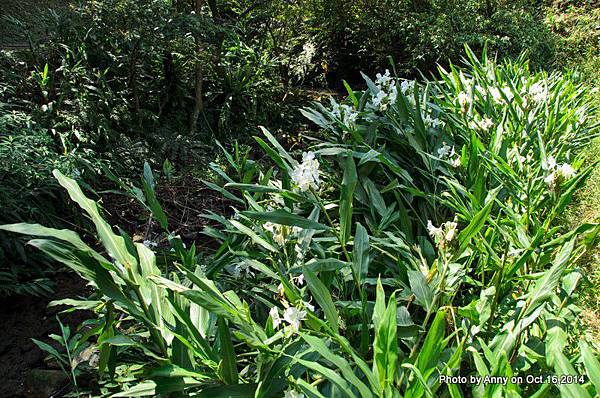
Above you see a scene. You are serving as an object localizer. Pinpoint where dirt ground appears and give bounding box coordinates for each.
[0,272,90,397]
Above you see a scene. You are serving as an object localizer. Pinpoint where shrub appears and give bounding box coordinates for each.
[0,69,88,296]
[2,48,599,396]
[311,0,556,83]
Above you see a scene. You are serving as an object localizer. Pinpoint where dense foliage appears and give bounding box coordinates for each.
[3,48,599,397]
[0,0,562,297]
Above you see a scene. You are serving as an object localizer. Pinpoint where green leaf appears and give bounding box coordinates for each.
[0,223,110,266]
[142,162,168,231]
[300,334,373,397]
[53,170,137,269]
[408,271,433,312]
[202,180,244,204]
[526,238,574,315]
[373,288,398,392]
[580,341,600,394]
[225,183,305,202]
[294,344,371,397]
[416,311,446,373]
[111,378,206,397]
[258,127,297,167]
[302,266,339,333]
[457,192,496,253]
[218,317,239,384]
[229,220,277,252]
[340,154,358,245]
[352,223,369,283]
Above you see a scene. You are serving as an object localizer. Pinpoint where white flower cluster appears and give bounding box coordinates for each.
[291,152,320,192]
[400,79,416,106]
[488,86,514,105]
[427,219,458,247]
[263,222,302,246]
[269,306,307,333]
[284,389,304,398]
[469,115,494,132]
[457,91,470,113]
[330,99,358,126]
[423,113,444,129]
[528,81,548,104]
[456,74,477,113]
[437,142,461,168]
[542,155,576,189]
[369,69,399,111]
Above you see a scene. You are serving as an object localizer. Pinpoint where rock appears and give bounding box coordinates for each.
[24,369,69,398]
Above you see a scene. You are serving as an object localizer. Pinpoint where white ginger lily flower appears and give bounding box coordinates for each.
[428,219,459,246]
[470,116,493,132]
[303,301,315,312]
[375,69,393,87]
[528,81,548,103]
[424,114,443,129]
[437,142,453,158]
[557,163,576,180]
[451,154,462,168]
[284,390,304,398]
[283,307,307,332]
[542,155,556,171]
[457,91,470,112]
[269,307,281,328]
[400,79,415,95]
[143,240,158,248]
[544,172,557,189]
[291,151,320,192]
[427,220,444,241]
[444,221,458,242]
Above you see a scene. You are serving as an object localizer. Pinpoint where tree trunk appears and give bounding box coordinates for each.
[128,39,142,133]
[158,50,176,117]
[190,0,205,134]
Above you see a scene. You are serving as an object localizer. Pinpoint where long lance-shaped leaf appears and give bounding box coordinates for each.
[217,317,239,384]
[228,220,277,252]
[408,270,433,312]
[579,341,600,394]
[142,162,168,231]
[258,126,298,168]
[300,334,373,398]
[110,378,208,397]
[525,237,574,316]
[372,283,398,393]
[196,383,259,398]
[0,223,112,268]
[302,266,339,333]
[340,153,357,246]
[136,243,173,344]
[53,169,137,269]
[414,311,446,378]
[291,354,358,398]
[225,183,305,202]
[352,222,369,283]
[26,239,145,320]
[457,191,496,253]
